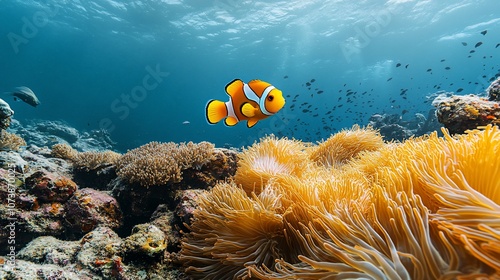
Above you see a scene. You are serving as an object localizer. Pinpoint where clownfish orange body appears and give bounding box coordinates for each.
[206,79,285,128]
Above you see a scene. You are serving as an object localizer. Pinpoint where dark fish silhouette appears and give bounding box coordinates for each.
[396,63,401,67]
[427,68,432,72]
[461,42,467,46]
[456,88,464,92]
[5,86,40,107]
[283,75,288,79]
[475,42,483,48]
[496,43,500,48]
[481,30,487,35]
[310,79,316,83]
[405,64,409,68]
[445,67,451,70]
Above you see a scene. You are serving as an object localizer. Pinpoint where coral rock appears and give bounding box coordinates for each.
[26,170,77,203]
[487,76,500,101]
[64,188,122,234]
[122,224,167,257]
[433,94,500,134]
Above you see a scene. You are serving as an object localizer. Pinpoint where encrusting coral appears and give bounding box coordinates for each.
[180,125,500,279]
[0,130,26,151]
[115,141,215,187]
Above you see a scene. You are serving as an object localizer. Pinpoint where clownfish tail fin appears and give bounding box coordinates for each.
[206,100,227,124]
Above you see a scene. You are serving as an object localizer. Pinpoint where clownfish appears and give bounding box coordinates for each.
[205,79,285,128]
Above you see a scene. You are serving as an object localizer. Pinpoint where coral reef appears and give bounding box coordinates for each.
[487,76,500,101]
[0,130,26,151]
[112,146,237,234]
[64,188,122,233]
[180,125,500,279]
[116,141,216,187]
[0,99,14,130]
[433,93,500,134]
[26,170,77,202]
[433,78,500,134]
[368,109,441,141]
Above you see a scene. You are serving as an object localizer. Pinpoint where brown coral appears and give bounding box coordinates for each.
[0,130,26,151]
[115,141,215,187]
[73,150,121,171]
[51,143,78,160]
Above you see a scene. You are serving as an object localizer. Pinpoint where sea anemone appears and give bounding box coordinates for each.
[181,125,500,279]
[179,182,285,279]
[234,135,309,195]
[309,125,385,168]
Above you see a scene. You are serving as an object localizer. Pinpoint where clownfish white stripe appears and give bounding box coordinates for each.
[260,86,275,116]
[243,83,260,104]
[225,99,238,121]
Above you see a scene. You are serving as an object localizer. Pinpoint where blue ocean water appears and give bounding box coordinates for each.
[1,0,498,152]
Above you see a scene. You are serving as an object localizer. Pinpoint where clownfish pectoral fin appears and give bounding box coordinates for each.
[224,116,238,126]
[206,99,227,124]
[225,79,244,97]
[241,103,256,118]
[247,119,259,128]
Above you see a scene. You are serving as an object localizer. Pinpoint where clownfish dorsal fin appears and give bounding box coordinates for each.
[247,119,259,128]
[225,79,244,97]
[241,103,256,118]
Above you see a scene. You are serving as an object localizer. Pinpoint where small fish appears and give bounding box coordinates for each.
[445,67,451,70]
[306,82,311,87]
[396,63,401,67]
[470,50,476,53]
[496,43,500,48]
[481,30,487,35]
[5,86,40,107]
[456,88,464,93]
[310,79,316,83]
[182,121,190,125]
[475,42,483,48]
[387,77,393,82]
[405,64,409,69]
[317,90,323,94]
[283,75,288,79]
[440,59,446,62]
[206,79,285,128]
[427,68,432,72]
[461,42,467,46]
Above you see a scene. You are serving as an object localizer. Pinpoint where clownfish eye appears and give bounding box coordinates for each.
[267,95,274,101]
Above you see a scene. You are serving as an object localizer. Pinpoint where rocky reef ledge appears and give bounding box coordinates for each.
[0,122,237,279]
